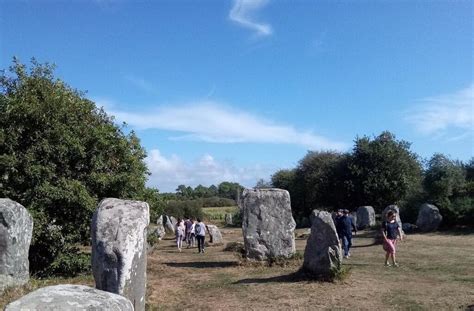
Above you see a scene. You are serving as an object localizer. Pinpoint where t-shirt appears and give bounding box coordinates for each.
[185,220,193,232]
[342,216,356,237]
[382,221,399,240]
[195,222,206,236]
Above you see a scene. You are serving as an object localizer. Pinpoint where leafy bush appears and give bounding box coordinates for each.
[0,58,151,276]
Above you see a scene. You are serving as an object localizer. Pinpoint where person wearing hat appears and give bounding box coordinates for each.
[340,209,357,258]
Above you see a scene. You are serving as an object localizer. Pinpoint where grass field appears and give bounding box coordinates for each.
[202,206,238,224]
[2,227,473,310]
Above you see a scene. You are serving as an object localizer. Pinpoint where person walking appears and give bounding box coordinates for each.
[175,218,185,252]
[382,210,403,267]
[335,209,344,242]
[341,209,357,258]
[184,217,193,248]
[195,218,206,253]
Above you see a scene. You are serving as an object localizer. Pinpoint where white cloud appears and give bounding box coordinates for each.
[229,0,272,37]
[405,84,473,138]
[145,149,274,192]
[96,100,347,151]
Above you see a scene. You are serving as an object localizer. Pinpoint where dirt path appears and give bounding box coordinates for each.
[146,227,474,310]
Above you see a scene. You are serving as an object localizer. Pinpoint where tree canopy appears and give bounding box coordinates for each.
[0,58,157,275]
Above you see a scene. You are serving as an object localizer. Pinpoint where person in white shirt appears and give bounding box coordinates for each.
[194,218,206,253]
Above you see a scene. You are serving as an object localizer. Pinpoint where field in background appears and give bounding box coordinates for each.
[202,206,238,224]
[2,227,473,310]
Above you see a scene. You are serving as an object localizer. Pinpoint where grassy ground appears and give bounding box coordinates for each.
[2,227,473,310]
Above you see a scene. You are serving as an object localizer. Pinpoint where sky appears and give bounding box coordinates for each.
[1,0,473,192]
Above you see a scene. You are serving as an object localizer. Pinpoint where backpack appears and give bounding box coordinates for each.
[195,223,202,235]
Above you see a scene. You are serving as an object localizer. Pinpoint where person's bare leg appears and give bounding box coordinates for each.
[385,252,390,265]
[392,253,398,266]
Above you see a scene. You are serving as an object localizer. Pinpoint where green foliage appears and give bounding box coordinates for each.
[164,199,204,219]
[424,154,466,201]
[296,151,351,216]
[423,154,473,226]
[147,231,160,248]
[348,132,423,212]
[0,58,150,276]
[138,187,165,224]
[218,181,244,200]
[43,251,91,277]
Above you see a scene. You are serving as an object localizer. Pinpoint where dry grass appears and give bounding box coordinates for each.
[146,228,474,310]
[1,227,473,310]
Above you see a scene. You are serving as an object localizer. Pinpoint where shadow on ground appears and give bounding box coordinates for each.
[233,270,335,285]
[164,261,238,269]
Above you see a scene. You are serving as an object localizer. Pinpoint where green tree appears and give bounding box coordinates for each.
[348,131,422,212]
[0,58,150,275]
[218,181,244,201]
[423,153,472,225]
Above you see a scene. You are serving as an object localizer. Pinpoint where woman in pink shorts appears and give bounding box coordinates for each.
[381,210,403,267]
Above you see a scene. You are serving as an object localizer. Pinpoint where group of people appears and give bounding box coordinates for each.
[175,217,207,253]
[335,208,403,266]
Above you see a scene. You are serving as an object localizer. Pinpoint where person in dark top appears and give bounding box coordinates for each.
[340,209,357,258]
[381,210,403,267]
[335,209,344,240]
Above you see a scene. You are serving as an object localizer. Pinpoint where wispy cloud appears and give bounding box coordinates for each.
[229,0,272,37]
[145,149,274,192]
[96,99,347,151]
[124,75,156,94]
[405,83,474,138]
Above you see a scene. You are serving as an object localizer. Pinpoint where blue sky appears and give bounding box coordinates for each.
[1,0,473,192]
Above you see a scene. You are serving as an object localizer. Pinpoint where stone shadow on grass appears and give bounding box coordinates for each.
[164,261,238,269]
[233,270,334,285]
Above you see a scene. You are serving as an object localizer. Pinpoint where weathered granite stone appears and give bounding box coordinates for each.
[402,223,417,233]
[5,284,133,311]
[350,211,358,228]
[239,188,296,260]
[92,198,149,311]
[382,205,403,230]
[0,199,33,292]
[224,213,233,226]
[206,225,223,245]
[303,210,342,279]
[356,206,376,229]
[416,203,443,232]
[164,215,175,235]
[156,215,166,240]
[170,216,177,228]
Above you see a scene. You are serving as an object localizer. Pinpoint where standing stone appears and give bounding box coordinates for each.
[92,198,149,311]
[356,206,376,229]
[303,210,342,279]
[156,215,166,240]
[224,213,233,226]
[170,216,177,228]
[5,284,133,311]
[382,205,403,231]
[163,215,175,235]
[0,199,33,292]
[416,203,443,232]
[350,211,358,228]
[240,188,296,260]
[206,225,223,245]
